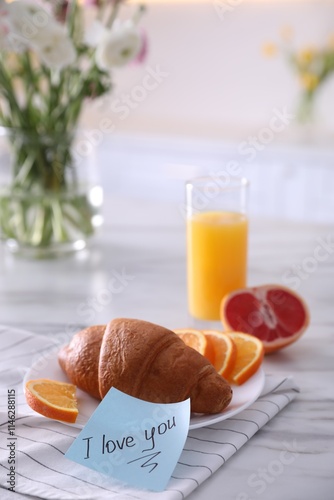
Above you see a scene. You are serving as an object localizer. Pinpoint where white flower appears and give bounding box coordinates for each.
[31,23,76,70]
[84,19,106,48]
[95,20,142,70]
[0,1,29,52]
[4,1,76,69]
[6,1,51,49]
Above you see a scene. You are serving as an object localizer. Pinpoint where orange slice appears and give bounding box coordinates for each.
[25,379,78,423]
[225,332,264,385]
[202,330,237,379]
[174,328,206,355]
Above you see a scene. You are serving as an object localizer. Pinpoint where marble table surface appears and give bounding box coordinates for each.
[0,193,333,500]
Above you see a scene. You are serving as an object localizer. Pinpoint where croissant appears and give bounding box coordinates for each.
[58,318,232,414]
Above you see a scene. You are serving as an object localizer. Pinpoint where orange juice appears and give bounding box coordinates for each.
[187,211,248,320]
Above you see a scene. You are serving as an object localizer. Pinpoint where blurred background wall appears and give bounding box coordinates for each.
[79,0,333,225]
[82,0,334,145]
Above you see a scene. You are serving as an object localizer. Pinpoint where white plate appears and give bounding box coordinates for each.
[24,351,265,430]
[190,367,264,429]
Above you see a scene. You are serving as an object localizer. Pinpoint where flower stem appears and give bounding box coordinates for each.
[106,0,122,29]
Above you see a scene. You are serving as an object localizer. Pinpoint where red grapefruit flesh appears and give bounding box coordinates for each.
[221,284,310,353]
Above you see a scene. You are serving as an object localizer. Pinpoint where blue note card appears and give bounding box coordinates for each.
[65,388,191,491]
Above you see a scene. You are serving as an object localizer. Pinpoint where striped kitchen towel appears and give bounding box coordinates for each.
[0,325,299,500]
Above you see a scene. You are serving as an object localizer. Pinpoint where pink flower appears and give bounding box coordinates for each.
[84,0,123,6]
[84,0,102,6]
[55,0,69,23]
[133,29,148,64]
[0,7,10,41]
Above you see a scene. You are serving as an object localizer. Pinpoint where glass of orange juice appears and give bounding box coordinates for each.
[186,176,249,321]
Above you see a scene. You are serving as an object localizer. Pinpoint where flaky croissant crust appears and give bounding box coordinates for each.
[58,318,232,414]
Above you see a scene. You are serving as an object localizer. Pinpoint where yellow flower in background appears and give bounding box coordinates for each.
[297,47,317,66]
[262,42,277,58]
[280,25,294,42]
[263,29,334,123]
[328,34,334,49]
[300,72,320,91]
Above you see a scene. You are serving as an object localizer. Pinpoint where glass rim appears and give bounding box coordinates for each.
[186,175,249,191]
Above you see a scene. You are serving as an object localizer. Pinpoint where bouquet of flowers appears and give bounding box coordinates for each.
[263,32,334,123]
[0,0,146,255]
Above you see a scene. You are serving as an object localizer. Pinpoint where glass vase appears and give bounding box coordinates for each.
[0,127,103,258]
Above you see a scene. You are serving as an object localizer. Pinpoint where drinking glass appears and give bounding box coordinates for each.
[186,176,249,321]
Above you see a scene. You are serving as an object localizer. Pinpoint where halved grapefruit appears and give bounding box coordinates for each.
[221,284,310,353]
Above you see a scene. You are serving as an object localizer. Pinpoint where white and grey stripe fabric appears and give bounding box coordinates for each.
[0,326,299,500]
